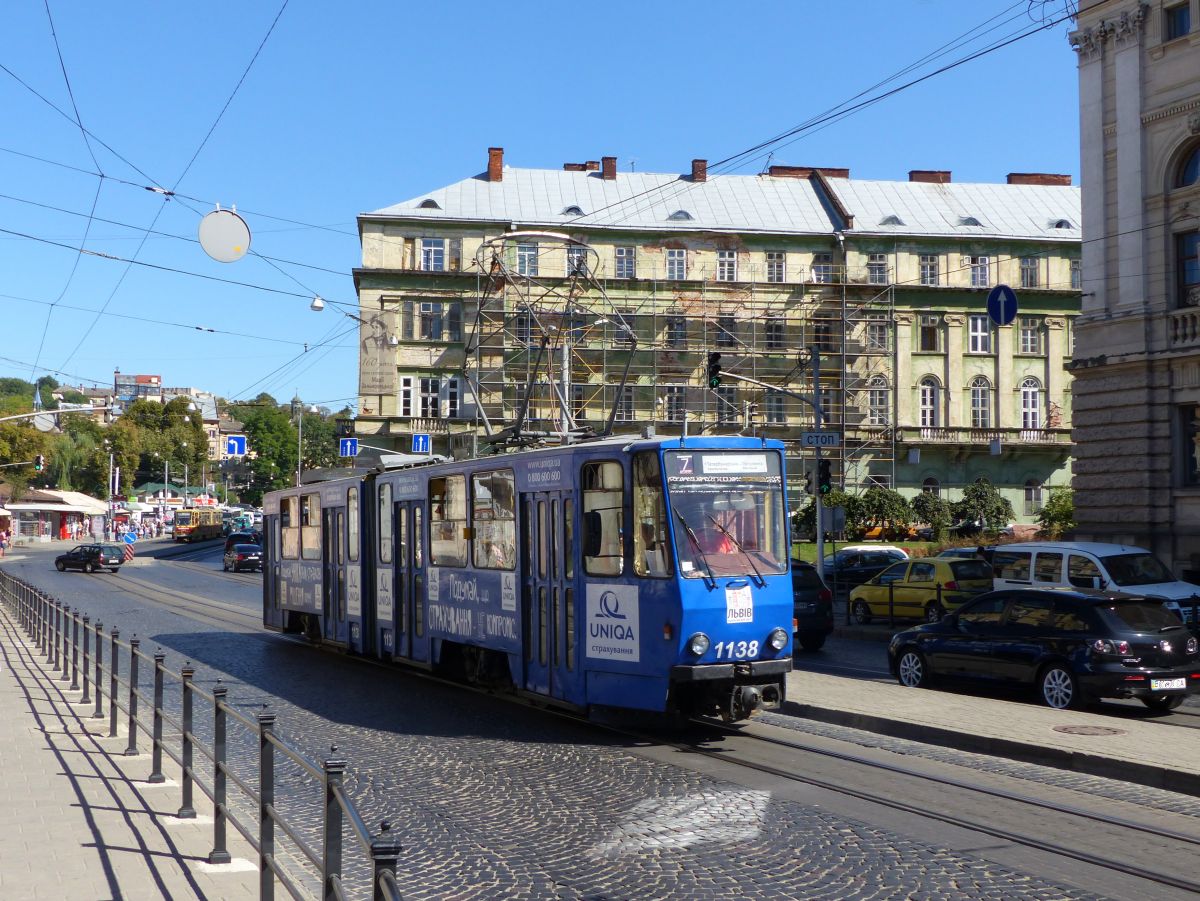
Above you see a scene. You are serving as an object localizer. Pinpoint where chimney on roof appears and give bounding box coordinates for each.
[909,170,951,183]
[585,160,600,171]
[1007,172,1073,186]
[487,147,504,182]
[691,159,707,182]
[601,156,617,180]
[767,165,850,179]
[563,162,587,171]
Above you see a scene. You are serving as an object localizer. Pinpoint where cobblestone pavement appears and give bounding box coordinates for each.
[8,561,1111,900]
[757,711,1200,819]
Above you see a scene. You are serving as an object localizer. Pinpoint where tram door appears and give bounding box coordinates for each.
[394,501,430,664]
[322,507,348,645]
[520,490,572,700]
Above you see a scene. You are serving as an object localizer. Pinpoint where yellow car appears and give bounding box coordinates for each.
[849,557,994,624]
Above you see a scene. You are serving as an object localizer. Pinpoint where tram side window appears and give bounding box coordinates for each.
[582,461,624,576]
[378,483,392,564]
[300,494,321,560]
[347,488,359,562]
[430,475,468,566]
[632,452,671,578]
[281,496,299,560]
[472,469,516,570]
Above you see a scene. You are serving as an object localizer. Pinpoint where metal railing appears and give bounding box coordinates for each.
[0,571,402,901]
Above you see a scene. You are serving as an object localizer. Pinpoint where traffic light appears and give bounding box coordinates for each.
[817,459,832,495]
[803,471,813,495]
[707,352,722,389]
[33,454,44,472]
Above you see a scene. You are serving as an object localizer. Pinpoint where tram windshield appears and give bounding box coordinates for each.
[663,450,788,579]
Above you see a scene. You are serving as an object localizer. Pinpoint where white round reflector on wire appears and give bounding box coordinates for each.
[198,209,251,263]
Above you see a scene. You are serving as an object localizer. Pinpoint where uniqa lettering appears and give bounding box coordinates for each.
[590,622,636,641]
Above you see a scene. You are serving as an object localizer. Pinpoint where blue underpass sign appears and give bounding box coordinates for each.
[411,433,431,454]
[225,435,247,456]
[339,437,359,457]
[986,284,1019,326]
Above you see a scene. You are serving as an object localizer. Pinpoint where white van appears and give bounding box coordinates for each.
[990,542,1200,623]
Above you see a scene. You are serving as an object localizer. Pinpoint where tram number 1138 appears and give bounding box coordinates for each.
[713,640,761,660]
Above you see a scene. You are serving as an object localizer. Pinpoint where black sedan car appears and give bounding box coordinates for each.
[55,544,124,573]
[821,547,909,595]
[223,543,262,573]
[791,562,834,652]
[888,588,1200,710]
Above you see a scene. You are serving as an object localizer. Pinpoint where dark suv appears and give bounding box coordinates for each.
[54,544,123,574]
[792,562,834,652]
[888,588,1200,710]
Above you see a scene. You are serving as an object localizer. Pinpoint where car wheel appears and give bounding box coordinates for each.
[851,599,873,625]
[1038,664,1081,709]
[1142,694,1185,712]
[896,647,931,688]
[83,562,94,574]
[110,567,120,573]
[797,633,826,652]
[924,602,944,624]
[55,561,66,572]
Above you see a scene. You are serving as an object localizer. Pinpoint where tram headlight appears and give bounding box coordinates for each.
[687,632,710,657]
[767,627,789,651]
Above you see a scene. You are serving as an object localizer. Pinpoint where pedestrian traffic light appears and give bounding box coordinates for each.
[817,459,832,495]
[803,470,813,495]
[707,352,722,389]
[33,454,44,472]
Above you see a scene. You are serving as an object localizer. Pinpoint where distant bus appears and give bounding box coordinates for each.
[174,507,222,542]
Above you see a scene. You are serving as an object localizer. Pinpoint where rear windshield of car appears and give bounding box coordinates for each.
[1100,601,1184,632]
[233,544,261,553]
[101,545,123,555]
[792,566,822,589]
[1100,552,1175,586]
[950,560,994,581]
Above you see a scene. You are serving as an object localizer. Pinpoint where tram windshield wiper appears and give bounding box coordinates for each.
[706,514,765,588]
[672,508,716,589]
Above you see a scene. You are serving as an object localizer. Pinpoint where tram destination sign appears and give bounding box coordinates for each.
[800,431,840,448]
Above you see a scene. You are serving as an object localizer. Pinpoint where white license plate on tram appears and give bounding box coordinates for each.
[1150,678,1186,691]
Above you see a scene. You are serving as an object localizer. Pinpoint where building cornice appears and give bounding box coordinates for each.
[1141,97,1200,127]
[1069,2,1147,59]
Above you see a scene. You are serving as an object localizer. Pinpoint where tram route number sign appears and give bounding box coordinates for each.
[801,431,840,448]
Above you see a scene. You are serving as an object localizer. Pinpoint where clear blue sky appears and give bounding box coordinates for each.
[0,0,1081,411]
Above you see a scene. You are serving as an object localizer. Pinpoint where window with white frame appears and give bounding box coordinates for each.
[968,314,992,353]
[865,315,888,351]
[918,314,941,352]
[812,252,833,283]
[666,313,686,347]
[615,246,636,279]
[517,243,538,276]
[765,251,786,283]
[1020,256,1039,289]
[663,386,686,422]
[919,377,940,427]
[446,376,460,418]
[1024,479,1044,516]
[717,250,737,282]
[399,376,414,418]
[1021,377,1042,429]
[867,253,888,285]
[420,238,445,272]
[419,377,440,418]
[919,254,939,286]
[969,376,992,428]
[867,376,889,425]
[764,392,786,424]
[571,384,588,421]
[715,385,738,423]
[615,385,634,421]
[566,246,588,277]
[969,255,990,287]
[765,317,785,350]
[419,302,443,340]
[1070,258,1082,290]
[666,248,687,280]
[1019,317,1042,354]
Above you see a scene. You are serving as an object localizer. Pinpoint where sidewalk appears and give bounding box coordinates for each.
[0,607,257,899]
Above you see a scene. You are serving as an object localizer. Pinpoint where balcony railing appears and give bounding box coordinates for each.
[898,426,1072,445]
[1170,308,1200,348]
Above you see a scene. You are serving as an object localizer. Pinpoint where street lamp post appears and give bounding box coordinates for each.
[182,441,188,507]
[295,401,318,487]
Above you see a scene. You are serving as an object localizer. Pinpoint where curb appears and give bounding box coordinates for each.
[780,700,1200,798]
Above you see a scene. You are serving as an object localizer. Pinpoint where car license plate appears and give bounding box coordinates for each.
[1150,678,1186,691]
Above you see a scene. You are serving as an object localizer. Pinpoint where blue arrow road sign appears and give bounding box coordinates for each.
[122,531,137,544]
[986,284,1019,326]
[225,435,247,456]
[411,433,431,454]
[339,437,359,457]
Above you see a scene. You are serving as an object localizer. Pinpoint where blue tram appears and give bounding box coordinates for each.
[262,435,794,721]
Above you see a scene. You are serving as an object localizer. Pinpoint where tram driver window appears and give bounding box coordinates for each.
[300,494,321,560]
[281,496,299,560]
[632,452,671,578]
[429,475,468,566]
[582,461,624,576]
[472,469,516,570]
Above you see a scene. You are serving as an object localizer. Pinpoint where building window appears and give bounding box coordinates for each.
[664,386,686,422]
[419,377,440,418]
[419,302,443,340]
[766,251,786,283]
[514,310,533,345]
[615,385,634,421]
[1179,231,1200,308]
[1070,258,1082,290]
[812,253,834,283]
[717,250,738,282]
[614,309,636,347]
[571,384,588,421]
[716,314,737,347]
[867,376,889,426]
[1178,145,1200,188]
[919,377,940,428]
[764,392,786,424]
[1165,2,1191,40]
[446,377,460,418]
[867,253,888,285]
[420,238,445,272]
[1019,317,1042,355]
[566,246,588,277]
[517,243,539,276]
[1024,479,1044,516]
[714,385,738,423]
[1181,405,1200,485]
[919,254,939,286]
[814,322,836,353]
[1021,377,1042,430]
[1020,256,1039,289]
[969,255,990,288]
[968,314,992,353]
[922,477,940,496]
[969,376,992,429]
[918,314,941,352]
[765,317,785,350]
[399,376,413,418]
[666,248,687,280]
[615,246,636,279]
[666,314,686,347]
[865,316,888,351]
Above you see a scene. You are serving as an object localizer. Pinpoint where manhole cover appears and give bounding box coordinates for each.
[1053,725,1126,736]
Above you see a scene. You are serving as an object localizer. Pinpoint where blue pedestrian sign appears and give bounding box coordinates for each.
[225,435,247,456]
[339,437,359,457]
[411,433,431,454]
[986,284,1019,326]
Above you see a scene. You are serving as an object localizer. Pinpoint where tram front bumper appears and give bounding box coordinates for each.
[670,658,792,682]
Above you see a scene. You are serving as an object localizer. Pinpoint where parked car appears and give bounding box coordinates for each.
[224,532,260,555]
[888,588,1200,710]
[54,544,123,574]
[937,546,996,563]
[791,562,834,652]
[850,557,995,624]
[821,546,910,594]
[223,543,262,573]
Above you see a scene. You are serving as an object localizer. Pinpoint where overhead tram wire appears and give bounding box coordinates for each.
[231,321,359,402]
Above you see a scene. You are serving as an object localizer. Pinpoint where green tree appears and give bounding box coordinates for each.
[953,478,1014,533]
[857,487,913,538]
[912,491,953,541]
[1037,488,1074,539]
